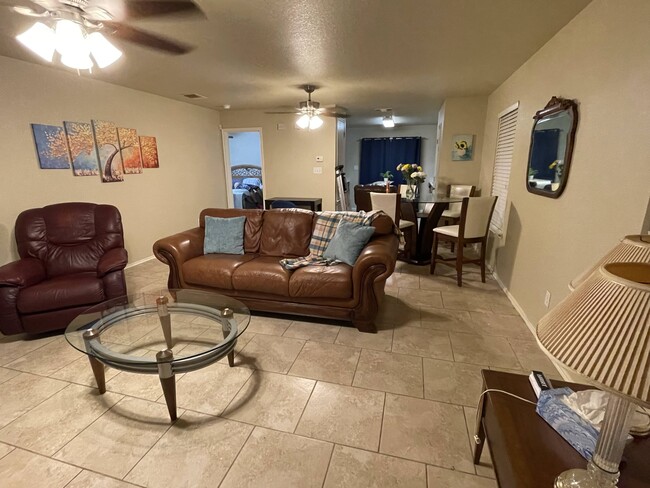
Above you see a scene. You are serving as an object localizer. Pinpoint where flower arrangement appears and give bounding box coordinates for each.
[396,164,427,198]
[379,170,393,180]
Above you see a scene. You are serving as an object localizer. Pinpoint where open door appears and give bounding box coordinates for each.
[221,128,265,209]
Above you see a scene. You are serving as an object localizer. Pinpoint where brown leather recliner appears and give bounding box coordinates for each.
[0,203,128,335]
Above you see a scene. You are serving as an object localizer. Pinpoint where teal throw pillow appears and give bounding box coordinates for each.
[204,216,245,255]
[323,219,375,266]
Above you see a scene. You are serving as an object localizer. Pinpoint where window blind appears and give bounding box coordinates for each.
[490,103,519,234]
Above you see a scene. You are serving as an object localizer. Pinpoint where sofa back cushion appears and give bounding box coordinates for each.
[259,210,313,257]
[200,209,263,253]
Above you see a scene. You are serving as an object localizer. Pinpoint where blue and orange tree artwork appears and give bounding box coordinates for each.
[117,127,143,174]
[64,121,100,176]
[31,124,71,169]
[92,120,126,182]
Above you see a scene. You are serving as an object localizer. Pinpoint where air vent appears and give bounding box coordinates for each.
[183,93,207,99]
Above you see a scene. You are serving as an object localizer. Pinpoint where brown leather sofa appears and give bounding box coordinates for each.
[0,203,128,335]
[153,208,398,332]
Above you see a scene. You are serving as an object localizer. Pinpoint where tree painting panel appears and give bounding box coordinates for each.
[64,121,100,176]
[31,124,71,169]
[139,136,159,168]
[118,128,143,174]
[92,120,124,182]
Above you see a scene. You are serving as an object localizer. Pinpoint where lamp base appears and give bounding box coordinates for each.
[555,462,619,487]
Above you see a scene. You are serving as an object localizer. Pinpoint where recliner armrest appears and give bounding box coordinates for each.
[0,258,46,287]
[98,248,129,277]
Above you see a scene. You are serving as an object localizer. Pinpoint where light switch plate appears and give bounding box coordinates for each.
[315,155,324,162]
[313,167,323,174]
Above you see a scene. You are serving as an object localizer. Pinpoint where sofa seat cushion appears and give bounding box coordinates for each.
[17,273,105,314]
[183,254,257,290]
[232,256,291,296]
[289,264,352,299]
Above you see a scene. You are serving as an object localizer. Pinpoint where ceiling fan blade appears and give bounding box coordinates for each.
[265,111,301,115]
[1,0,48,15]
[319,109,349,118]
[118,0,205,19]
[103,21,194,54]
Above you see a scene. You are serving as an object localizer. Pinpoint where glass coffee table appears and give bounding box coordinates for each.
[65,289,250,421]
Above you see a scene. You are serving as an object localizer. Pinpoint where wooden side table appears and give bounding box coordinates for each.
[265,197,323,211]
[475,370,650,488]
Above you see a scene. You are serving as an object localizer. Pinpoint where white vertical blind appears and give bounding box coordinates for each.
[490,103,519,234]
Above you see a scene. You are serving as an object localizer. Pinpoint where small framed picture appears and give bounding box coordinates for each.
[452,134,474,161]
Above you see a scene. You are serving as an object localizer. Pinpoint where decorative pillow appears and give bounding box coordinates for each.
[323,219,375,266]
[204,216,245,255]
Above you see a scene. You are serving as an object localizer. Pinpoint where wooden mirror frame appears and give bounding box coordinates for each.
[526,96,578,198]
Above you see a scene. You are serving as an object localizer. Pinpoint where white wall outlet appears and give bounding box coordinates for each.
[544,290,551,308]
[315,155,324,162]
[313,167,323,174]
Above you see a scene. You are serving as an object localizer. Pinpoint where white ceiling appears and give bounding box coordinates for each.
[0,0,591,126]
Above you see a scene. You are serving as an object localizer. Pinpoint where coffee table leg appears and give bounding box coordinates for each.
[157,296,173,349]
[156,349,177,421]
[221,308,235,367]
[88,356,106,394]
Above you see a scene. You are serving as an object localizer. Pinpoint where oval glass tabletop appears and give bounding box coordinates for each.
[65,289,250,367]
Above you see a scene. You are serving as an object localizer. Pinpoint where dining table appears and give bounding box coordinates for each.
[400,195,463,265]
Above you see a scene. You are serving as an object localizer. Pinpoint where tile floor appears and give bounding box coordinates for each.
[0,258,561,487]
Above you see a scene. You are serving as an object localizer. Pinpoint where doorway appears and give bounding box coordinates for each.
[221,128,265,209]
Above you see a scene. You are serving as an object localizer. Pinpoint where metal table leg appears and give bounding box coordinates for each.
[156,349,177,421]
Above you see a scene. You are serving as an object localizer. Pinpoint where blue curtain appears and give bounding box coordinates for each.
[359,137,421,185]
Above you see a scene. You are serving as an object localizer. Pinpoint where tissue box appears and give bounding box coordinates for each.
[536,387,599,460]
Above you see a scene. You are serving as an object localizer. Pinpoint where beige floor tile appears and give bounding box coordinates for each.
[0,367,20,384]
[398,288,444,308]
[106,370,174,402]
[50,356,120,388]
[126,411,253,488]
[222,371,314,432]
[289,341,360,385]
[419,307,475,333]
[0,373,67,428]
[450,332,521,369]
[0,448,80,488]
[283,321,341,343]
[247,315,293,336]
[423,359,484,406]
[53,397,175,479]
[380,394,473,472]
[376,296,421,329]
[296,382,384,451]
[353,349,423,397]
[0,384,122,456]
[392,326,453,360]
[0,334,58,365]
[239,334,305,373]
[441,292,493,312]
[220,427,333,488]
[463,406,495,479]
[508,338,561,376]
[427,465,497,487]
[324,444,426,488]
[174,362,254,415]
[67,470,141,487]
[387,273,421,289]
[132,322,208,351]
[419,274,453,291]
[335,326,394,352]
[469,311,533,340]
[5,337,83,376]
[0,442,14,459]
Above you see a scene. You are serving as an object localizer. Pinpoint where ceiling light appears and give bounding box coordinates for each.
[61,52,93,70]
[88,32,122,68]
[383,115,395,128]
[16,22,55,62]
[296,114,310,129]
[309,115,323,130]
[55,19,88,56]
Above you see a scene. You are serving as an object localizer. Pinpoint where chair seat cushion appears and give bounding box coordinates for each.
[183,254,257,289]
[289,264,352,299]
[441,209,461,219]
[17,273,105,314]
[399,220,415,229]
[232,256,291,295]
[434,225,460,237]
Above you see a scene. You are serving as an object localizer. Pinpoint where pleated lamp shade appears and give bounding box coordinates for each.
[569,235,650,290]
[537,262,650,407]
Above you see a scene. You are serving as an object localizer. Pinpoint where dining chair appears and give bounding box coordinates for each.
[430,196,497,286]
[441,184,476,225]
[370,192,416,260]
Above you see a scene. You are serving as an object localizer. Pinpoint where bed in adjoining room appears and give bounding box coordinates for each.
[231,164,263,209]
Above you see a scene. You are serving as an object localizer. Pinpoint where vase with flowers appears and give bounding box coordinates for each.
[396,164,427,199]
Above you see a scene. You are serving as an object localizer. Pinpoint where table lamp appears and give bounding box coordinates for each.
[536,261,650,487]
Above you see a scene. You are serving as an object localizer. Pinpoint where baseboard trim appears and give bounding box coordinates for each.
[126,255,156,269]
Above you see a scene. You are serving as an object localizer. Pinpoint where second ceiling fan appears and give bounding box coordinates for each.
[266,85,348,130]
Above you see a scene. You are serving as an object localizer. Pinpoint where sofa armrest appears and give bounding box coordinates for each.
[98,248,128,277]
[0,258,46,288]
[353,234,399,284]
[153,227,204,287]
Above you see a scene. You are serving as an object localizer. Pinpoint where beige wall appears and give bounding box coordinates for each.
[435,96,488,192]
[0,56,226,266]
[478,0,650,325]
[220,110,337,210]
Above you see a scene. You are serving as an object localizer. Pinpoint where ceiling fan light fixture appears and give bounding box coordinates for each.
[61,51,93,70]
[55,19,88,57]
[382,115,395,128]
[296,114,311,130]
[16,22,56,62]
[309,115,323,130]
[88,32,122,68]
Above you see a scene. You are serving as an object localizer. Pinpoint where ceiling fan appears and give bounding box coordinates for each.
[6,0,204,70]
[266,85,348,130]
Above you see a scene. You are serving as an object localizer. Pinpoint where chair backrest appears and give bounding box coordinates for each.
[398,185,409,197]
[354,184,395,212]
[370,192,399,224]
[447,184,476,214]
[459,196,498,239]
[15,202,124,277]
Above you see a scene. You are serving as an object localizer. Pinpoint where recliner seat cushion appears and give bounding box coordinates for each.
[232,256,291,295]
[289,264,352,298]
[183,254,256,289]
[17,273,105,314]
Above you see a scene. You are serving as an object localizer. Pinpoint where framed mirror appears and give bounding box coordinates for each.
[526,96,578,198]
